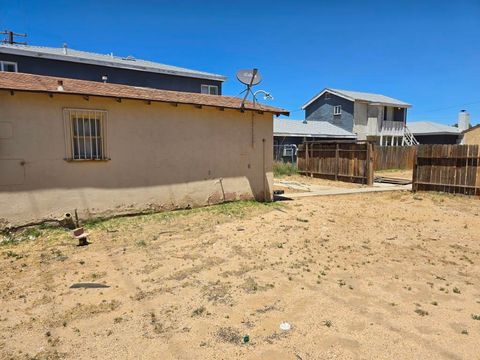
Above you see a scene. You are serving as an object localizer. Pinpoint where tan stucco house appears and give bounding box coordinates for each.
[463,124,480,145]
[0,72,288,229]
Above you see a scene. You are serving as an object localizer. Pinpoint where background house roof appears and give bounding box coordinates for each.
[274,118,356,138]
[302,88,411,109]
[407,121,460,135]
[0,72,288,115]
[0,44,227,81]
[462,123,480,134]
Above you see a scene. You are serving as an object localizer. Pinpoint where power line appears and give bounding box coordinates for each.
[0,30,27,45]
[413,100,480,116]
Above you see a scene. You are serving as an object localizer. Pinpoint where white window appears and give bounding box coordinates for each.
[201,84,218,95]
[63,109,108,161]
[333,105,342,115]
[0,61,18,72]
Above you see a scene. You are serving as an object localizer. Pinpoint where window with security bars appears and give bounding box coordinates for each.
[64,109,108,161]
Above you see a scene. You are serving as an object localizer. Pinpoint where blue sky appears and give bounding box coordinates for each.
[1,0,479,125]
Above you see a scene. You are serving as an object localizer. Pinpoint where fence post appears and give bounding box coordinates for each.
[412,145,418,192]
[310,143,314,177]
[366,142,374,186]
[334,143,339,181]
[305,142,309,175]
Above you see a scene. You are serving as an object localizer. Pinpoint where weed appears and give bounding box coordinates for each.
[273,161,298,177]
[453,287,461,294]
[471,314,480,320]
[431,301,438,306]
[216,326,242,344]
[136,240,147,247]
[23,227,42,239]
[4,250,23,260]
[323,320,333,328]
[414,309,429,316]
[191,306,206,317]
[461,329,468,335]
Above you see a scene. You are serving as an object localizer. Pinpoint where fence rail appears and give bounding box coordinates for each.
[374,146,416,171]
[297,142,374,185]
[412,144,480,195]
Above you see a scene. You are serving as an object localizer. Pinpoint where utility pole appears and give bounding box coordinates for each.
[0,30,27,45]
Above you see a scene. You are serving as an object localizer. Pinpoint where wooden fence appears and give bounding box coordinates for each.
[297,142,374,185]
[413,144,480,195]
[374,146,416,171]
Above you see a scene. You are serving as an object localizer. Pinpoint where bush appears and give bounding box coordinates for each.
[273,161,298,177]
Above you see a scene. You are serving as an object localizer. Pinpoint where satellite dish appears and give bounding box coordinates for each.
[236,69,262,86]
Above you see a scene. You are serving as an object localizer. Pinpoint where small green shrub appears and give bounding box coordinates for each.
[273,161,298,177]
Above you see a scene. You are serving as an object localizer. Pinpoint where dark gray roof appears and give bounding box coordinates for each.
[274,118,356,138]
[0,44,226,81]
[303,88,411,109]
[407,121,460,135]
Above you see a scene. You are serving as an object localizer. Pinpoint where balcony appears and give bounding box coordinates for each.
[380,121,404,137]
[366,119,405,137]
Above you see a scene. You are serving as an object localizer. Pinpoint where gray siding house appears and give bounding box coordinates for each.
[0,44,226,94]
[273,118,356,162]
[302,88,416,145]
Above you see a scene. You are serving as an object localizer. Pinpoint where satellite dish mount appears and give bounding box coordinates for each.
[236,68,262,109]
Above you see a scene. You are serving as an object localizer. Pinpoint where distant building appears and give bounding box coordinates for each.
[409,111,471,144]
[302,88,416,146]
[273,118,356,162]
[462,124,480,145]
[0,43,226,94]
[407,122,461,144]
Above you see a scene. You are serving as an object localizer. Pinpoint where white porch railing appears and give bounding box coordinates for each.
[380,121,404,136]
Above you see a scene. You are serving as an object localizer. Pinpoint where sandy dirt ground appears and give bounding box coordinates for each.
[1,190,479,360]
[375,169,413,180]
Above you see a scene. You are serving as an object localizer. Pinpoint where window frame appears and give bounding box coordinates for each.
[201,84,218,95]
[0,61,18,72]
[333,105,342,116]
[63,108,109,161]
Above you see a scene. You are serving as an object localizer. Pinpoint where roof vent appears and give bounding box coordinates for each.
[123,55,136,61]
[63,43,68,55]
[57,80,64,91]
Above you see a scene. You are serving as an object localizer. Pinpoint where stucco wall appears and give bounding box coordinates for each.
[463,126,480,145]
[0,53,223,94]
[304,93,354,133]
[0,91,273,229]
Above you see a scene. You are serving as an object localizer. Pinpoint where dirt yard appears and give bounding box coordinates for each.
[1,190,479,359]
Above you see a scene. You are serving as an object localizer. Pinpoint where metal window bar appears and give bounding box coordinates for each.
[94,112,98,159]
[65,109,107,160]
[82,114,86,159]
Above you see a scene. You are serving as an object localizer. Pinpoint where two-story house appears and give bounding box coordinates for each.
[302,88,417,145]
[0,43,226,94]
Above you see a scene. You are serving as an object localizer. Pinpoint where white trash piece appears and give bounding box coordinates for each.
[279,321,291,331]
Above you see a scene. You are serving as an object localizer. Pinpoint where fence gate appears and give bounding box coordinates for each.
[297,142,374,185]
[413,144,480,195]
[374,145,416,171]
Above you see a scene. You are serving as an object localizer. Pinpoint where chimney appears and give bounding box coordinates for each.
[458,110,470,132]
[63,43,68,55]
[57,80,64,91]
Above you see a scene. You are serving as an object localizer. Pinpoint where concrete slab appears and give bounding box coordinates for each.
[274,180,411,199]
